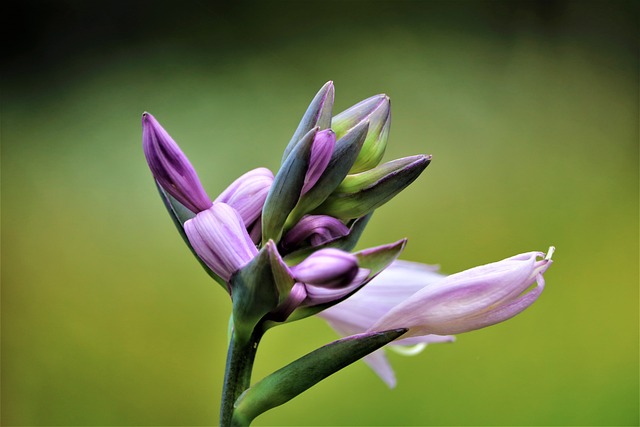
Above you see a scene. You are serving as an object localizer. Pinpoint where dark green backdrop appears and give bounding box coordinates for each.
[3,1,638,425]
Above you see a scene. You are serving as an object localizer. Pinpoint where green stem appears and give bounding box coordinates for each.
[220,326,263,427]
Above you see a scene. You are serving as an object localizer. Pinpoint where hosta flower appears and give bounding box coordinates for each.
[184,203,258,283]
[370,248,554,337]
[319,260,454,387]
[320,248,554,387]
[142,112,212,213]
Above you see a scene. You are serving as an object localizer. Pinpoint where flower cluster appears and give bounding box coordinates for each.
[142,81,554,393]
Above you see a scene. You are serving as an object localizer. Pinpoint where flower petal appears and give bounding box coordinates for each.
[215,167,274,228]
[184,203,258,282]
[369,250,553,337]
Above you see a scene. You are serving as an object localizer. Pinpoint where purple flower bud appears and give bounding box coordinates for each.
[281,215,350,251]
[184,203,259,282]
[304,268,370,305]
[290,248,359,288]
[142,113,212,213]
[214,167,274,230]
[301,129,336,195]
[369,248,555,337]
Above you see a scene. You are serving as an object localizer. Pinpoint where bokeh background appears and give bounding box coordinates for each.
[3,1,638,425]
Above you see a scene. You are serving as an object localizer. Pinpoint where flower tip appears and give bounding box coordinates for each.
[545,246,556,261]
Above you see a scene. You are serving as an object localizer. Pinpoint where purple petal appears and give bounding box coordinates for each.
[214,167,274,228]
[270,283,308,322]
[304,268,370,305]
[301,129,336,195]
[184,203,258,282]
[142,113,212,213]
[281,215,350,251]
[291,248,358,288]
[369,249,554,337]
[317,259,455,387]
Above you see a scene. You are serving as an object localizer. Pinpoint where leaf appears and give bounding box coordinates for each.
[230,246,281,343]
[232,328,407,425]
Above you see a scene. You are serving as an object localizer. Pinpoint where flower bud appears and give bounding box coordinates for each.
[184,203,258,282]
[282,81,335,163]
[301,130,336,195]
[281,215,350,252]
[332,94,391,173]
[290,248,359,288]
[317,155,431,220]
[142,112,212,213]
[215,168,274,230]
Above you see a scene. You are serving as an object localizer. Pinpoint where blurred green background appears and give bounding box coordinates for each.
[3,1,638,425]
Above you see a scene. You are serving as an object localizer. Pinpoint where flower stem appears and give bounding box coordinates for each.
[220,326,263,427]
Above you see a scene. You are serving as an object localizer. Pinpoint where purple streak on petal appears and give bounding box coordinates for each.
[301,129,336,195]
[248,218,262,245]
[142,113,212,213]
[184,203,258,282]
[281,215,350,251]
[290,248,359,288]
[460,273,546,331]
[215,168,274,228]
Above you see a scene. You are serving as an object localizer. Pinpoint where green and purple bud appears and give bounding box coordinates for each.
[316,154,431,220]
[332,94,391,174]
[184,203,258,283]
[282,81,335,163]
[142,112,213,213]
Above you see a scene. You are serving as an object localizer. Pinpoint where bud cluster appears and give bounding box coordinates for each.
[142,82,554,423]
[142,82,427,338]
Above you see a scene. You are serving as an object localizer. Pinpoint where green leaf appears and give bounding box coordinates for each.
[156,182,226,289]
[266,241,295,305]
[230,246,280,343]
[232,328,407,425]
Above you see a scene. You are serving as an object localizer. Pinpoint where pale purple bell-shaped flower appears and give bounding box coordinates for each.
[142,112,213,213]
[301,129,336,195]
[214,168,274,241]
[318,260,455,388]
[184,203,259,282]
[280,215,350,252]
[369,248,555,338]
